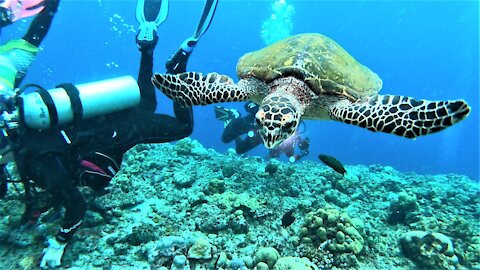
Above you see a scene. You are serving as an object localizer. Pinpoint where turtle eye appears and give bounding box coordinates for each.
[255,117,262,125]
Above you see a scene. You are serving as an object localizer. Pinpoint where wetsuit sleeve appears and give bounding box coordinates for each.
[22,0,61,47]
[28,153,86,244]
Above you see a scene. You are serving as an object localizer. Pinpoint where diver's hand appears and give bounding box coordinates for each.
[40,238,67,269]
[0,94,15,114]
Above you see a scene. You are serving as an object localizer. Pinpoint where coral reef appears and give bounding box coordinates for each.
[188,238,214,259]
[388,191,420,225]
[273,257,318,270]
[400,231,459,270]
[254,247,280,268]
[0,138,478,270]
[298,207,365,267]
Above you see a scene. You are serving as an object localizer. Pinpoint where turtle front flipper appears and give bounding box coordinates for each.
[330,95,470,138]
[152,72,268,105]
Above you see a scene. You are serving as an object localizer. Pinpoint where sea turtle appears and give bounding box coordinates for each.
[152,33,470,149]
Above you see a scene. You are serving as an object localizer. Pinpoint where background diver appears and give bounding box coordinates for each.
[215,102,310,162]
[0,0,217,268]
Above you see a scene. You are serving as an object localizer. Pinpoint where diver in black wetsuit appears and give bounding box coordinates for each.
[215,102,264,154]
[0,0,218,268]
[215,102,310,161]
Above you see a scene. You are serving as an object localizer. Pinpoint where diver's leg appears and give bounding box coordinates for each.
[222,116,255,143]
[113,110,193,151]
[235,135,263,155]
[22,0,60,47]
[162,0,218,124]
[137,45,157,112]
[173,102,193,129]
[135,0,164,112]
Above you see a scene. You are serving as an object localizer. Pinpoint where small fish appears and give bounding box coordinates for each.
[281,208,296,228]
[318,154,346,175]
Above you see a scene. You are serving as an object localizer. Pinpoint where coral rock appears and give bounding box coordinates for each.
[188,238,213,260]
[400,230,459,270]
[254,247,280,268]
[272,257,318,270]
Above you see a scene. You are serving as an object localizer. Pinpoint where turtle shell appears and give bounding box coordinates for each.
[236,33,382,99]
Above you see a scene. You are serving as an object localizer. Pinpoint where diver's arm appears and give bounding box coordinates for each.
[30,153,86,243]
[31,154,85,261]
[117,111,193,150]
[29,153,86,268]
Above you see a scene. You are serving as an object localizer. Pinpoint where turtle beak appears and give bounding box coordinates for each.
[259,127,284,149]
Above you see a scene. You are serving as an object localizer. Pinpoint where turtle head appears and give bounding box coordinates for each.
[255,95,301,149]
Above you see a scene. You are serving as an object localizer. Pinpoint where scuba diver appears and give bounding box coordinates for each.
[215,102,262,154]
[268,132,310,162]
[0,0,45,28]
[215,102,310,161]
[0,0,217,268]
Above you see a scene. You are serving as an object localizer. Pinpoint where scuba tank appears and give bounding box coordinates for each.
[19,76,141,129]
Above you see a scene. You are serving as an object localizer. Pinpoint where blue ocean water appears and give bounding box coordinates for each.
[1,0,478,179]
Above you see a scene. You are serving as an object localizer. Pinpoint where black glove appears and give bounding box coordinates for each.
[0,6,13,27]
[0,95,15,114]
